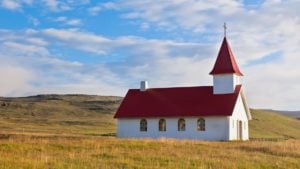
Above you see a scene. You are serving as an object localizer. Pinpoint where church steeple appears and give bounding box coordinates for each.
[210,24,243,94]
[209,37,243,76]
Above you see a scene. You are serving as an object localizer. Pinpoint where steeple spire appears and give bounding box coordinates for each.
[209,37,243,76]
[223,22,227,37]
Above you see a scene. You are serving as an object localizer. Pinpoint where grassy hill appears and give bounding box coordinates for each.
[0,94,122,136]
[261,109,300,119]
[250,109,300,139]
[0,95,300,169]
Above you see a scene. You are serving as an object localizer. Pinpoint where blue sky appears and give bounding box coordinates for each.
[0,0,300,110]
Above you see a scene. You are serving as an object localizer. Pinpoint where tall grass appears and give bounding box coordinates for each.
[0,135,299,169]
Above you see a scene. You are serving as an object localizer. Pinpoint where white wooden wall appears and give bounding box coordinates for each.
[228,94,249,140]
[117,116,230,140]
[213,74,241,94]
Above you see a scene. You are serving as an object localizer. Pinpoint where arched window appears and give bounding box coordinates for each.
[140,119,147,132]
[159,119,166,131]
[197,118,205,131]
[178,118,185,131]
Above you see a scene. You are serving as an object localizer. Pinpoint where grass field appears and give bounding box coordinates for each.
[0,135,299,169]
[0,95,299,169]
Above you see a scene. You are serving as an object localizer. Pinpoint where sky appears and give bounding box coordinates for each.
[0,0,300,110]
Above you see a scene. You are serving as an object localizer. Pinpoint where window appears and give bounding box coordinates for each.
[244,121,246,130]
[159,119,166,131]
[197,118,205,131]
[140,119,147,132]
[178,118,186,131]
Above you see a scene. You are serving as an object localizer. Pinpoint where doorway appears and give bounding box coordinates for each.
[237,121,243,140]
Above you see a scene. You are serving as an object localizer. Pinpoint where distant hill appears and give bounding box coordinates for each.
[250,109,300,139]
[1,95,300,139]
[260,109,300,119]
[0,94,122,136]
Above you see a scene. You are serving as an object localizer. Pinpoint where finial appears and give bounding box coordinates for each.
[223,22,227,37]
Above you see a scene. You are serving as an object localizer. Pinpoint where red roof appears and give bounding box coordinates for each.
[114,85,242,118]
[210,37,243,76]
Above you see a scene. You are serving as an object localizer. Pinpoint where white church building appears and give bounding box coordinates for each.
[114,36,252,141]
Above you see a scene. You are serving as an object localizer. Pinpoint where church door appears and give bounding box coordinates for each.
[237,121,243,140]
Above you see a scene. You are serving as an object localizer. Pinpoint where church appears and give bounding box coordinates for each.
[114,33,252,141]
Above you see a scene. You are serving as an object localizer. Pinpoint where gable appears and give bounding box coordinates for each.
[114,85,242,118]
[231,91,251,120]
[241,91,252,120]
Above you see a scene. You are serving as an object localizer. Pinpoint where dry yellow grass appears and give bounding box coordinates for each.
[0,134,299,169]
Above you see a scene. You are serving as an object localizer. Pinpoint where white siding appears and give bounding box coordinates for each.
[213,74,241,94]
[228,94,249,140]
[117,117,229,140]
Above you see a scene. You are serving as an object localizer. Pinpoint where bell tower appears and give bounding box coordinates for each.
[210,24,243,94]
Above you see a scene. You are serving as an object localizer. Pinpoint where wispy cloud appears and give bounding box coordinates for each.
[41,28,214,90]
[0,29,128,97]
[1,0,21,10]
[0,62,33,96]
[0,28,211,98]
[42,0,70,11]
[0,0,33,10]
[28,16,40,26]
[43,28,111,54]
[53,16,82,26]
[88,2,118,15]
[42,0,90,12]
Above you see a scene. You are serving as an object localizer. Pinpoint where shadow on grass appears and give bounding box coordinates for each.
[250,138,287,142]
[85,133,116,137]
[240,145,300,158]
[0,134,10,140]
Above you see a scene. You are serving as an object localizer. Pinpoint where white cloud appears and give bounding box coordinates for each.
[41,28,208,61]
[53,16,82,26]
[113,0,243,32]
[88,6,101,16]
[43,0,71,11]
[28,16,40,26]
[43,28,112,54]
[3,41,49,56]
[0,0,89,11]
[1,0,21,10]
[0,62,33,96]
[43,0,59,11]
[54,16,67,22]
[41,28,214,92]
[140,22,150,30]
[0,0,33,10]
[42,0,90,11]
[26,37,48,46]
[65,19,81,26]
[88,2,118,15]
[0,28,211,99]
[0,29,129,97]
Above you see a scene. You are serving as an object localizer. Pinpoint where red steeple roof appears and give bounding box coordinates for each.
[209,37,243,76]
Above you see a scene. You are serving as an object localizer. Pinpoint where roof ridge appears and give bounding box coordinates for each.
[130,85,213,91]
